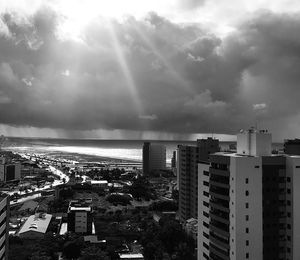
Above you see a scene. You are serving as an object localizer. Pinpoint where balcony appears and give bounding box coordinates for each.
[210,212,230,225]
[210,198,229,209]
[210,244,230,260]
[210,174,230,184]
[210,191,230,201]
[210,219,229,234]
[210,168,230,177]
[210,233,230,249]
[210,180,230,189]
[210,208,229,221]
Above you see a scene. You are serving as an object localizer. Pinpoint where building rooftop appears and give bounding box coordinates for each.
[119,253,144,259]
[68,199,93,212]
[18,213,52,235]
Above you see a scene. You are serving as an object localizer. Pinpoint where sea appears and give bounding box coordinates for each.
[3,137,283,164]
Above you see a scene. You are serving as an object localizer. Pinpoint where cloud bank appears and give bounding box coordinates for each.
[0,5,300,140]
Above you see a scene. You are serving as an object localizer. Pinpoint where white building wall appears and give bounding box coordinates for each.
[237,130,271,156]
[197,163,210,260]
[230,156,263,260]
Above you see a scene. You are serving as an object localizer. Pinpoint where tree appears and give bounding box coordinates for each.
[79,245,109,260]
[149,200,178,212]
[63,241,81,259]
[143,241,164,260]
[159,220,184,255]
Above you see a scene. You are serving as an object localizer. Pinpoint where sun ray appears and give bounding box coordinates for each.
[131,22,195,95]
[107,21,144,116]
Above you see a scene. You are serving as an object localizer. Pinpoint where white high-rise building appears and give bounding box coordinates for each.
[198,129,300,260]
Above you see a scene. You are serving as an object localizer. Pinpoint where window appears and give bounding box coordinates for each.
[203,181,209,187]
[246,203,249,208]
[246,228,249,233]
[246,253,249,258]
[245,178,249,184]
[246,215,249,221]
[245,190,249,196]
[203,201,209,207]
[287,189,291,194]
[255,165,260,168]
[287,177,291,182]
[287,200,291,206]
[204,171,209,176]
[203,211,209,218]
[203,191,209,197]
[246,240,249,246]
[203,242,209,250]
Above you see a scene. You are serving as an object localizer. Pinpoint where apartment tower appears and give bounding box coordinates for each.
[142,142,166,175]
[0,194,9,260]
[178,138,220,222]
[198,128,300,260]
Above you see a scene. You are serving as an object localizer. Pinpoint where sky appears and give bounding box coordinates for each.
[0,0,300,141]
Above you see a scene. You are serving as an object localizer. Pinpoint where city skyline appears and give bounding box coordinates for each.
[0,0,300,141]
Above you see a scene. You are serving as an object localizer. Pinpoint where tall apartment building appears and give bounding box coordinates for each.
[198,128,300,260]
[0,157,21,183]
[178,138,220,222]
[0,194,9,260]
[142,142,166,175]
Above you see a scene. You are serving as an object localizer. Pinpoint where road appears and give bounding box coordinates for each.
[8,166,70,205]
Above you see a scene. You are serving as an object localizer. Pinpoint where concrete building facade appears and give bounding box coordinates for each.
[178,138,219,222]
[0,158,21,183]
[0,194,9,260]
[67,199,93,234]
[142,142,166,175]
[284,139,300,155]
[198,129,300,260]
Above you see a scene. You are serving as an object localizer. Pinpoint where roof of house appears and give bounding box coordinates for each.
[18,213,52,235]
[119,253,144,259]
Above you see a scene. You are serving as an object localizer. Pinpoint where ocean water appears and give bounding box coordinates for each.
[3,137,283,163]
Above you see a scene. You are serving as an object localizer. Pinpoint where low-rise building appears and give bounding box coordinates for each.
[67,199,93,234]
[119,253,144,260]
[18,213,52,239]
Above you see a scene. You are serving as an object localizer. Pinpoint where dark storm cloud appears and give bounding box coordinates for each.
[0,8,300,136]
